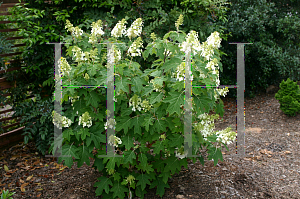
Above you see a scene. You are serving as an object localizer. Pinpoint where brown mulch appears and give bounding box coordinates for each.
[1,90,300,199]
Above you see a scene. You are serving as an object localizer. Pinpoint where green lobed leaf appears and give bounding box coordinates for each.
[149,92,164,104]
[120,134,135,150]
[131,76,147,93]
[161,57,182,72]
[94,176,113,196]
[123,150,137,165]
[110,181,128,199]
[77,144,92,167]
[115,76,131,93]
[131,115,144,136]
[162,91,185,116]
[136,173,152,191]
[149,176,170,197]
[142,116,154,132]
[57,144,79,168]
[163,156,183,175]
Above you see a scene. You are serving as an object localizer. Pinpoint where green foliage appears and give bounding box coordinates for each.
[0,34,14,72]
[275,78,300,117]
[214,0,300,98]
[3,0,231,136]
[11,90,54,155]
[0,189,16,199]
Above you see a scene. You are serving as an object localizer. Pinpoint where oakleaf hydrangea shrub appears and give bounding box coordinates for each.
[275,78,300,117]
[50,15,236,199]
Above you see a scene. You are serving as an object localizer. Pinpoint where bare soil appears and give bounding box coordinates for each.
[1,91,299,199]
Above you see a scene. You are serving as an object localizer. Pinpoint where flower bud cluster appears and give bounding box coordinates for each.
[108,135,122,147]
[150,32,157,42]
[78,111,92,128]
[65,19,83,38]
[150,78,165,92]
[52,110,72,129]
[84,73,90,80]
[175,145,188,159]
[175,14,184,31]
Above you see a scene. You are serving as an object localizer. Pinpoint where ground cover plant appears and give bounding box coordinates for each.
[49,15,236,199]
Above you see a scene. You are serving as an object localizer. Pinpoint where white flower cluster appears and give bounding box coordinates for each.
[91,20,105,37]
[107,46,122,64]
[129,94,142,112]
[193,112,235,145]
[173,62,194,82]
[108,134,122,147]
[214,87,229,101]
[179,30,202,55]
[215,127,236,145]
[104,118,116,130]
[205,58,219,75]
[206,32,221,49]
[78,111,92,128]
[127,37,143,57]
[88,20,105,44]
[111,18,127,38]
[52,111,72,129]
[150,78,165,92]
[72,46,85,62]
[193,112,218,139]
[126,18,143,40]
[71,46,98,63]
[58,57,71,76]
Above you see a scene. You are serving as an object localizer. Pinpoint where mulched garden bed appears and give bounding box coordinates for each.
[1,90,299,199]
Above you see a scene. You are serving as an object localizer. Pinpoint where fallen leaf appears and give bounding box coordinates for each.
[4,165,9,172]
[20,179,25,183]
[16,162,23,167]
[284,151,291,154]
[21,183,29,192]
[10,155,20,160]
[26,175,34,181]
[0,156,5,160]
[36,188,43,191]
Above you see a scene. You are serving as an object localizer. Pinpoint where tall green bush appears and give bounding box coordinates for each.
[214,0,300,98]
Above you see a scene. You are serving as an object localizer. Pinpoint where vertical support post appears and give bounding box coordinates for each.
[45,42,71,159]
[229,42,252,157]
[98,42,123,158]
